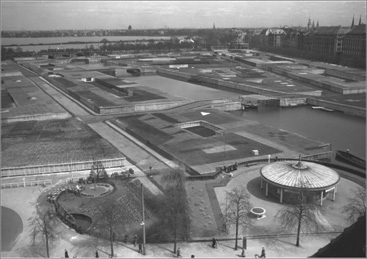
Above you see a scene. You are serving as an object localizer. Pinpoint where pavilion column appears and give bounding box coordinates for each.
[265,183,269,197]
[332,187,336,201]
[334,185,337,194]
[280,188,283,204]
[320,191,323,206]
[260,179,263,189]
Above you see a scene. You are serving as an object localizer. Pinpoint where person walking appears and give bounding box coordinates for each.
[241,248,245,257]
[260,247,266,258]
[65,249,69,258]
[124,234,129,243]
[133,234,138,247]
[212,237,217,248]
[138,243,143,253]
[95,250,99,258]
[177,247,181,257]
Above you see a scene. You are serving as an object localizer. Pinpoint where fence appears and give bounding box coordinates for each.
[1,157,127,177]
[1,179,53,189]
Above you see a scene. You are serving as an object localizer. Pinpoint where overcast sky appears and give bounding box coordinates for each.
[1,1,366,30]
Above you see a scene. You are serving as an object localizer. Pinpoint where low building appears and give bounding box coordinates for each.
[260,159,340,205]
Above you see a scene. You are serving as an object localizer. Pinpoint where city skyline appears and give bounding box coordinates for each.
[1,0,366,31]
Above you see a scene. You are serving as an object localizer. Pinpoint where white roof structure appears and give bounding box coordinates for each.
[260,160,340,191]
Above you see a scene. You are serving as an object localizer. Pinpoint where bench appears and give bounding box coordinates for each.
[246,162,258,167]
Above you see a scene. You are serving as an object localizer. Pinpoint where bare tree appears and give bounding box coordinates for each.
[161,169,191,254]
[29,205,59,258]
[224,186,253,250]
[90,159,107,189]
[94,200,122,257]
[342,186,366,223]
[275,189,321,246]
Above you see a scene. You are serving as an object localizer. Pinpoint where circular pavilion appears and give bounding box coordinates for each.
[260,159,340,205]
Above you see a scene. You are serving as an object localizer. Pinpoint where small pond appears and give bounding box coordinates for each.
[1,206,23,252]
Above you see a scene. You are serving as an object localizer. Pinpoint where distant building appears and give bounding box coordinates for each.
[341,24,366,59]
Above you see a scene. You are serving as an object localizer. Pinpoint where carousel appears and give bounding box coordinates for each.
[260,157,340,205]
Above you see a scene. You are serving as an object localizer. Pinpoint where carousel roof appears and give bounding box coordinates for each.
[260,160,340,190]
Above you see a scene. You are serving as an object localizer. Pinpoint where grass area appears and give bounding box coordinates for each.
[1,118,123,167]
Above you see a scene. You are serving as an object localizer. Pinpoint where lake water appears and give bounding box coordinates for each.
[231,106,366,159]
[1,36,171,46]
[1,36,171,52]
[1,206,23,252]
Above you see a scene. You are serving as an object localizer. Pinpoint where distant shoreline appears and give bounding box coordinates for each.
[2,38,171,47]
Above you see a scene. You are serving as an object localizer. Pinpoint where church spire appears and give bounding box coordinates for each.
[359,15,362,25]
[351,15,355,28]
[307,18,312,30]
[317,21,319,27]
[213,23,216,29]
[312,20,315,28]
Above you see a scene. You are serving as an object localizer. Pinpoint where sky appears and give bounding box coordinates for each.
[1,1,366,30]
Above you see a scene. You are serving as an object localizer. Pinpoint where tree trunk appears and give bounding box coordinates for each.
[296,208,302,247]
[45,232,49,258]
[45,222,50,258]
[235,204,239,250]
[110,229,114,257]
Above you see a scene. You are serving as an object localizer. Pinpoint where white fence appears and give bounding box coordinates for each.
[1,179,53,189]
[1,158,127,177]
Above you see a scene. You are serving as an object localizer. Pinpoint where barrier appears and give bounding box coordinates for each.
[1,158,127,177]
[1,179,53,189]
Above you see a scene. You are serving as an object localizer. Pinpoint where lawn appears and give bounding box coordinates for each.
[1,118,123,167]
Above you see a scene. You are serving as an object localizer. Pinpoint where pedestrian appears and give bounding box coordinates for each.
[65,249,69,258]
[177,247,181,257]
[138,243,142,253]
[95,250,99,258]
[260,247,266,258]
[241,248,245,257]
[133,234,138,246]
[212,237,217,248]
[124,234,129,243]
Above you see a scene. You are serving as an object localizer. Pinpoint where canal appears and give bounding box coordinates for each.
[133,75,366,160]
[231,106,366,159]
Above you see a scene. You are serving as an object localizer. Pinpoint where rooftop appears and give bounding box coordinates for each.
[260,160,340,190]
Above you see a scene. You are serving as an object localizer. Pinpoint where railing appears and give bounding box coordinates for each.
[1,157,127,177]
[1,179,53,189]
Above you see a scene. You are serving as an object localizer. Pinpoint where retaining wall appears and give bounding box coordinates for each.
[3,112,71,123]
[1,157,127,177]
[324,69,366,82]
[307,98,366,118]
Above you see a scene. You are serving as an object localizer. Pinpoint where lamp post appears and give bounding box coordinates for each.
[141,183,146,255]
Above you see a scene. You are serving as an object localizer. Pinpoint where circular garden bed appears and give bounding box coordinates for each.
[80,183,114,198]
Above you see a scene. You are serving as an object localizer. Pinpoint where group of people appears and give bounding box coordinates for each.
[64,249,99,258]
[219,162,238,174]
